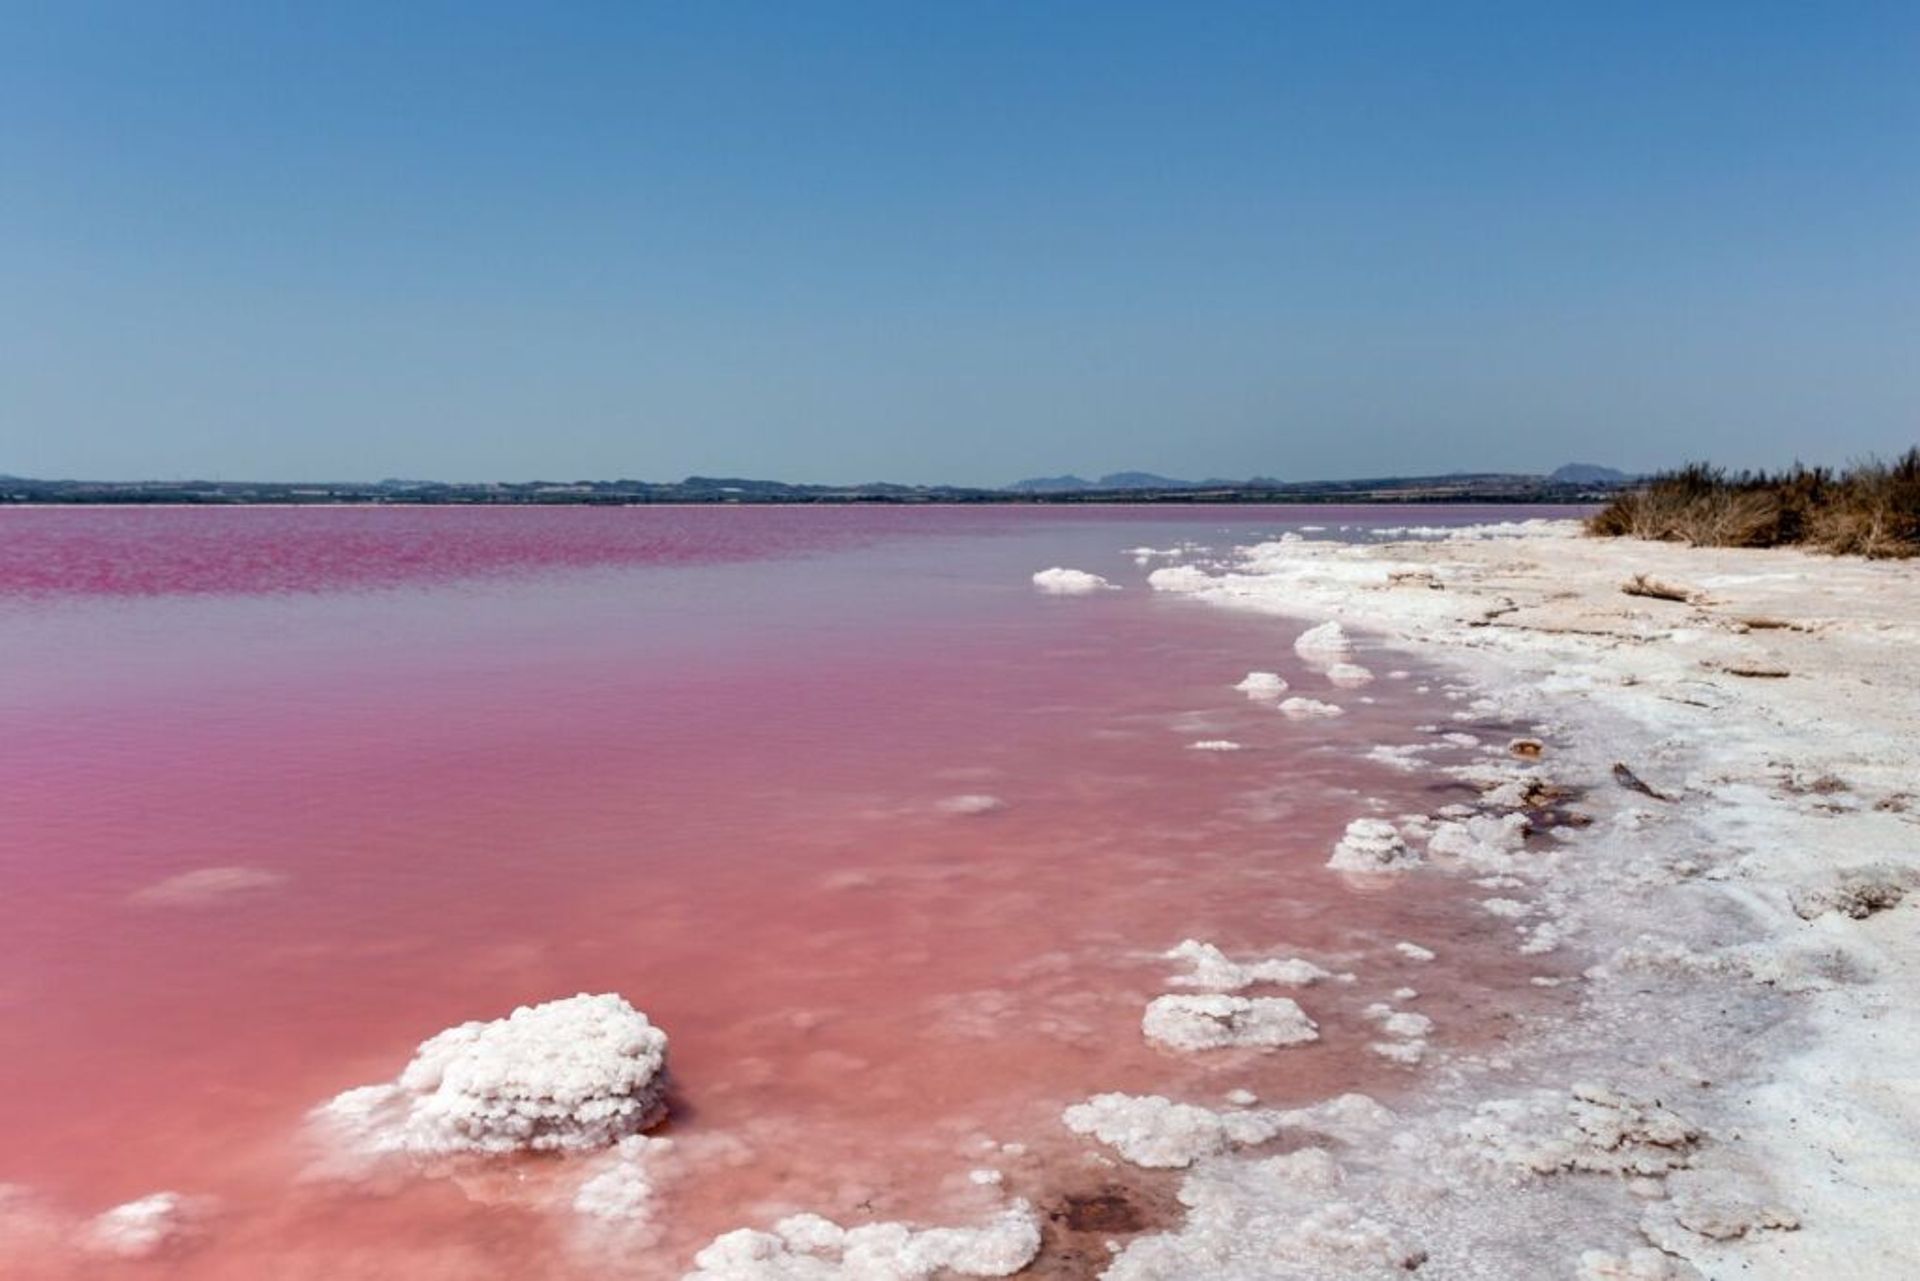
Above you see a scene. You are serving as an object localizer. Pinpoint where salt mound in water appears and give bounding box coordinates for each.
[1030,567,1114,594]
[314,993,669,1157]
[1143,994,1319,1051]
[1293,621,1354,658]
[1234,671,1289,698]
[83,1193,200,1259]
[1163,940,1340,991]
[1327,819,1420,872]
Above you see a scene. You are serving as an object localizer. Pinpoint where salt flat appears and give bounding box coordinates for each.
[1139,522,1920,1279]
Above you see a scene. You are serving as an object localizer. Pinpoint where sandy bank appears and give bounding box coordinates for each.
[1131,522,1920,1279]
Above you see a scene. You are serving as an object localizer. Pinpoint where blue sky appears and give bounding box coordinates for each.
[2,2,1915,485]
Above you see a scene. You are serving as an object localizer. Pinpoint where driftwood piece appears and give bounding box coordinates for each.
[1612,762,1672,801]
[1622,573,1707,605]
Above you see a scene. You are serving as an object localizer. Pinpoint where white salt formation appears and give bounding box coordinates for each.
[570,1135,676,1224]
[685,1201,1042,1279]
[313,993,669,1158]
[1188,739,1244,752]
[129,865,286,906]
[1143,994,1319,1050]
[1325,661,1375,687]
[1104,1153,1426,1280]
[1327,818,1420,872]
[936,793,1006,816]
[83,1193,197,1259]
[1064,1092,1394,1171]
[1029,567,1113,594]
[1163,939,1342,990]
[1233,670,1289,698]
[1464,1083,1702,1179]
[1427,812,1531,873]
[1292,620,1354,658]
[1278,696,1344,719]
[1062,1094,1287,1168]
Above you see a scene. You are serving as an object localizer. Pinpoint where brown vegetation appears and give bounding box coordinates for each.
[1588,450,1920,558]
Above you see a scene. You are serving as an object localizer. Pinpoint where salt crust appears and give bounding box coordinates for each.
[1463,1083,1702,1178]
[1326,661,1375,687]
[1162,939,1347,990]
[684,1200,1041,1279]
[1142,994,1319,1050]
[1062,1092,1393,1169]
[1141,521,1912,1274]
[313,993,669,1158]
[1187,739,1244,752]
[1030,567,1114,594]
[1101,1138,1426,1280]
[1425,811,1531,872]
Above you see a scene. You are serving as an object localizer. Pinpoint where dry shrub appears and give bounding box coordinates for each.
[1588,450,1919,559]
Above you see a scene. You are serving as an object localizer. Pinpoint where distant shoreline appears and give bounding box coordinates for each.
[0,475,1624,508]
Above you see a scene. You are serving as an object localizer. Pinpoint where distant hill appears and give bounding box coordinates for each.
[1005,474,1094,493]
[1095,471,1203,490]
[1550,463,1630,485]
[1006,471,1204,493]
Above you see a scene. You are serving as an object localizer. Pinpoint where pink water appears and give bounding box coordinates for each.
[0,506,1584,1278]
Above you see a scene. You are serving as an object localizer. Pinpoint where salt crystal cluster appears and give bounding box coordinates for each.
[1062,1093,1286,1168]
[1327,819,1420,872]
[686,1202,1042,1279]
[313,993,670,1158]
[1234,671,1290,698]
[1143,994,1319,1051]
[1163,939,1341,991]
[1030,567,1114,594]
[1325,662,1375,688]
[1465,1083,1702,1178]
[83,1193,197,1259]
[1063,1092,1394,1172]
[1427,812,1531,872]
[1279,697,1344,719]
[571,1135,676,1225]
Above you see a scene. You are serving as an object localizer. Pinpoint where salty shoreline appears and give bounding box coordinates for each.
[1130,520,1920,1278]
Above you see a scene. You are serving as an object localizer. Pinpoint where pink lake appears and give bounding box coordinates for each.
[0,505,1586,1279]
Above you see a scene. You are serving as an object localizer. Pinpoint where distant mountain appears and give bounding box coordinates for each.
[1550,463,1630,485]
[1005,475,1094,493]
[1094,471,1202,490]
[1006,471,1205,493]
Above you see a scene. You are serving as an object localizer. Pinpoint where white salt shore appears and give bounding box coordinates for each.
[1130,519,1920,1279]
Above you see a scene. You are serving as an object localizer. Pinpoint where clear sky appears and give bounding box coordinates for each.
[2,2,1915,485]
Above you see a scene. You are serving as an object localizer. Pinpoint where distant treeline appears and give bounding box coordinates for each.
[1589,450,1920,558]
[1,472,1622,507]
